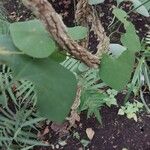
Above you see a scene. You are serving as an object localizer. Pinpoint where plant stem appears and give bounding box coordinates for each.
[124,57,144,103]
[109,0,150,31]
[140,89,150,113]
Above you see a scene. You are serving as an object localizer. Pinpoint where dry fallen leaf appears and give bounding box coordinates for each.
[86,128,95,140]
[37,126,49,139]
[51,122,69,137]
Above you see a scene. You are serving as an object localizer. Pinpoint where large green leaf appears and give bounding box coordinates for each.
[121,23,141,52]
[0,35,77,123]
[9,19,56,58]
[50,50,66,63]
[99,50,135,90]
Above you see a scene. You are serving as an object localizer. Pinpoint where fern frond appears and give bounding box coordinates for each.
[145,31,150,45]
[0,65,47,149]
[78,68,106,90]
[61,57,80,72]
[0,4,9,35]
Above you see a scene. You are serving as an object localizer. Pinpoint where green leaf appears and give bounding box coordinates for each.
[50,50,66,63]
[99,50,135,90]
[0,94,5,106]
[88,0,104,5]
[109,43,127,58]
[0,35,77,123]
[121,23,141,52]
[112,8,129,27]
[67,26,88,40]
[9,19,56,58]
[105,97,118,107]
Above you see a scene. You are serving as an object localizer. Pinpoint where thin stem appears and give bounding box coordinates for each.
[109,0,150,31]
[140,89,150,113]
[124,57,144,103]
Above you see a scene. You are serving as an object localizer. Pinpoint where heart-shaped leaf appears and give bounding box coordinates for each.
[121,23,141,52]
[9,19,56,58]
[0,35,77,123]
[99,50,135,90]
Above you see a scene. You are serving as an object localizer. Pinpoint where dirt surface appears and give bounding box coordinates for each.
[1,0,150,150]
[33,94,150,150]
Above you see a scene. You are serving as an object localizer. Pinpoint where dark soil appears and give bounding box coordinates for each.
[1,0,150,150]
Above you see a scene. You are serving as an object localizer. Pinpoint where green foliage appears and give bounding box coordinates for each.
[145,31,150,45]
[80,90,107,123]
[78,69,118,123]
[100,8,141,90]
[118,101,143,121]
[0,65,48,149]
[50,49,66,63]
[126,54,150,113]
[121,23,141,52]
[0,4,10,35]
[9,19,56,58]
[0,1,148,129]
[104,89,118,107]
[112,8,129,27]
[0,35,77,123]
[80,88,118,123]
[99,50,135,90]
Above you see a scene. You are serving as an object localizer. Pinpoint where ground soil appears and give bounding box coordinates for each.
[1,0,150,150]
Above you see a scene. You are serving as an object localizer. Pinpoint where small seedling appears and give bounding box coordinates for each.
[118,100,144,121]
[104,89,118,107]
[80,139,90,148]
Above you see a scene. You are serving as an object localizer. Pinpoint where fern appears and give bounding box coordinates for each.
[78,69,118,123]
[61,57,118,123]
[145,31,150,45]
[78,69,106,90]
[61,57,80,72]
[0,65,48,149]
[0,3,10,35]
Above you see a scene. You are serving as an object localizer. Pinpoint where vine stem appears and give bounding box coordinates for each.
[22,0,100,68]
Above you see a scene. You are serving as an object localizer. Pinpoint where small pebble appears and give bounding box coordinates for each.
[55,144,60,149]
